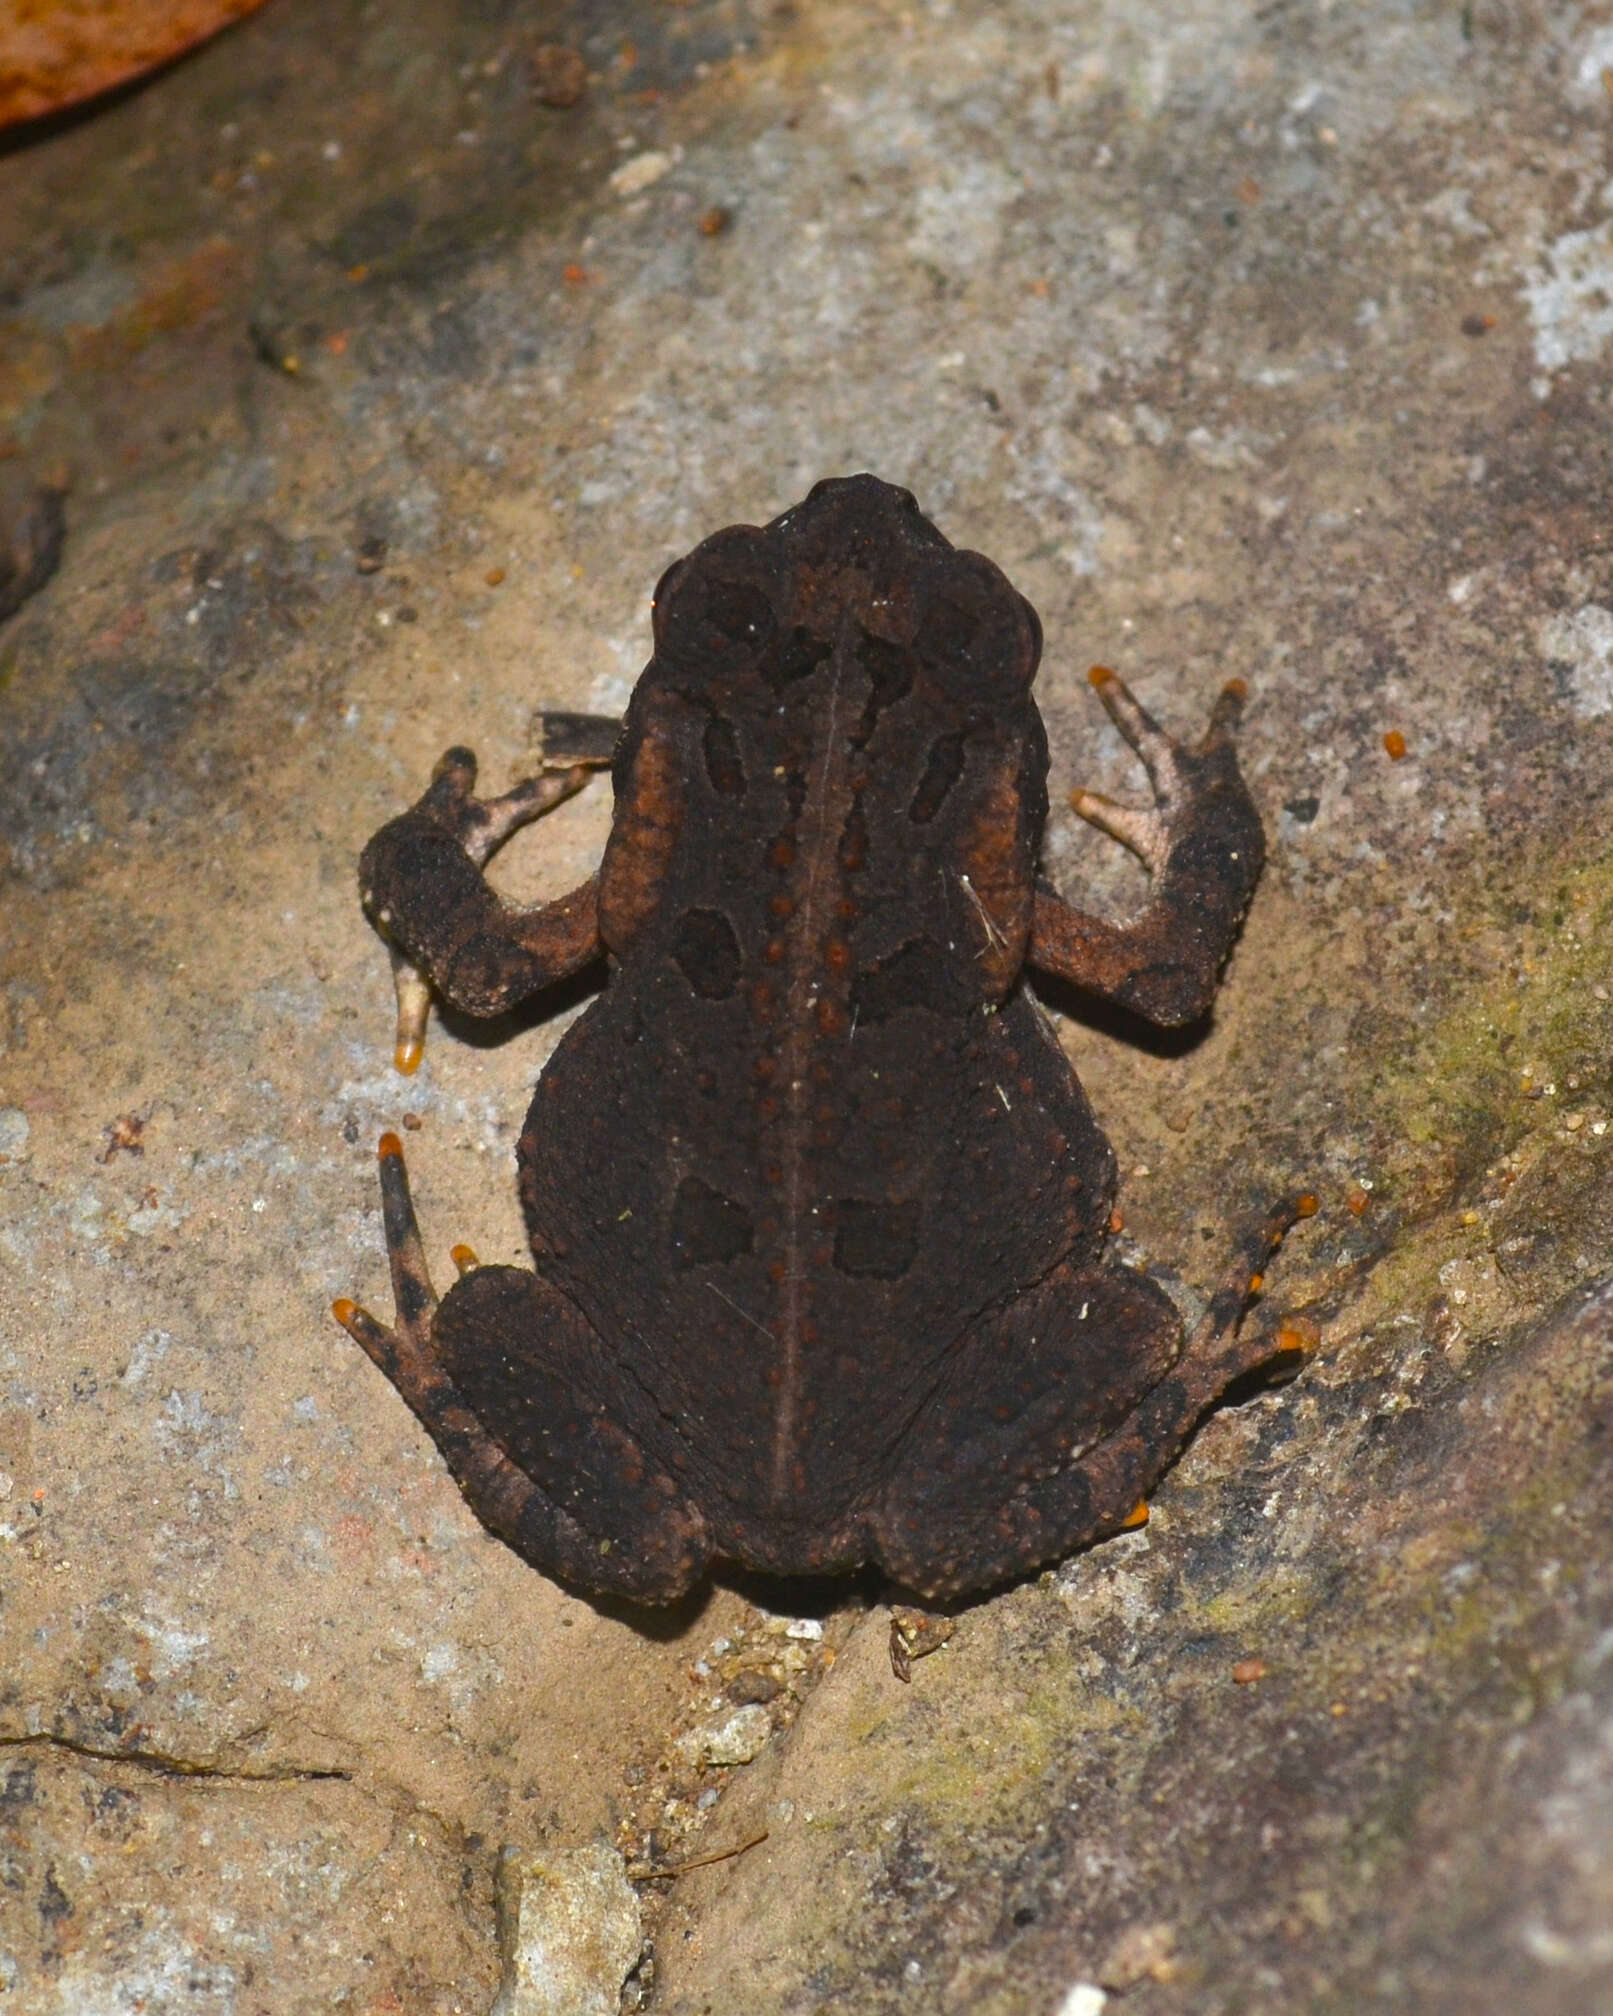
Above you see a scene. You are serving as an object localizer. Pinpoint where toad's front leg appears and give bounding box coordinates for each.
[334,1134,711,1601]
[1029,669,1265,1025]
[360,745,605,1070]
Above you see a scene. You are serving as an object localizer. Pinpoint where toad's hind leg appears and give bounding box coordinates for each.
[334,1134,710,1602]
[873,1198,1315,1602]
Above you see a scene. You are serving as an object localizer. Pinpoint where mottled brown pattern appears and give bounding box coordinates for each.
[337,475,1305,1602]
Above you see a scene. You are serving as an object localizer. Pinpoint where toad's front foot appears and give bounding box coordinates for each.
[365,746,594,885]
[1029,668,1266,1025]
[1072,667,1260,888]
[357,747,605,1068]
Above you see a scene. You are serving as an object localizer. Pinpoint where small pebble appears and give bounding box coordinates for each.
[677,1703,772,1767]
[727,1668,783,1705]
[1098,1920,1178,1990]
[610,150,674,197]
[493,1842,641,2016]
[1057,1990,1108,2016]
[530,44,587,108]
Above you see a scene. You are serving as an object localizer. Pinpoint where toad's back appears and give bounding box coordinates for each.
[516,478,1116,1520]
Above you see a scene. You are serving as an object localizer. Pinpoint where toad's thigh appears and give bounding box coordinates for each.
[885,1259,1184,1501]
[433,1266,690,1543]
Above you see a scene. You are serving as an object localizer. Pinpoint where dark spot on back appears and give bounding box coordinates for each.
[834,1198,920,1280]
[703,714,746,797]
[673,908,742,998]
[671,1175,754,1270]
[908,732,967,823]
[851,628,916,744]
[851,936,972,1024]
[758,624,832,689]
[784,766,808,820]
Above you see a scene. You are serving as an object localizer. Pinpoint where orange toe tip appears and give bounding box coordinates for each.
[1249,1272,1265,1294]
[332,1298,357,1327]
[394,1038,424,1075]
[1121,1499,1150,1529]
[1295,1193,1320,1219]
[378,1131,405,1160]
[1276,1317,1322,1355]
[1224,676,1249,698]
[450,1242,480,1273]
[1087,664,1116,687]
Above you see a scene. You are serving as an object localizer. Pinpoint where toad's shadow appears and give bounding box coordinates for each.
[1027,970,1215,1059]
[581,1565,888,1642]
[435,960,606,1054]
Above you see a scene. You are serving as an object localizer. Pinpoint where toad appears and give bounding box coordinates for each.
[334,474,1309,1603]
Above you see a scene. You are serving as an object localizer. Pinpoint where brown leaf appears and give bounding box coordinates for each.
[0,0,275,132]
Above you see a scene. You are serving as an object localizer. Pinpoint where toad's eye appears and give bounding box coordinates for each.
[704,578,775,647]
[652,528,779,676]
[914,553,1041,703]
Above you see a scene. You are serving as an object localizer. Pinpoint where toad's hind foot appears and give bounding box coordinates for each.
[873,1193,1318,1603]
[1188,1191,1318,1378]
[332,1133,455,1411]
[333,1134,554,1555]
[335,1133,711,1602]
[1068,1191,1321,1535]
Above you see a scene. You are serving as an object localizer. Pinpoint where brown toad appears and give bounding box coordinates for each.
[335,474,1308,1602]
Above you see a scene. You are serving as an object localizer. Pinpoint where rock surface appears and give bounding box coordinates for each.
[2,1,1612,2010]
[492,1843,643,2016]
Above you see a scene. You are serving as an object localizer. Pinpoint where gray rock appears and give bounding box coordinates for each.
[3,0,1612,2008]
[492,1844,643,2016]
